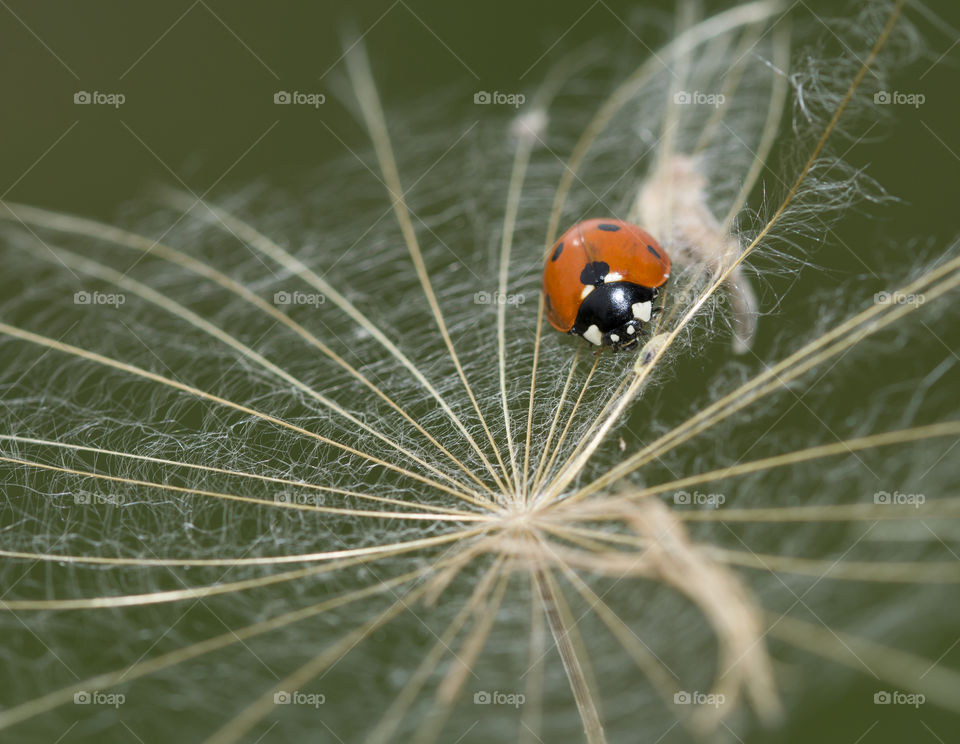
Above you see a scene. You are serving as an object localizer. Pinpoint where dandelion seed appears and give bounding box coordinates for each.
[1,1,957,742]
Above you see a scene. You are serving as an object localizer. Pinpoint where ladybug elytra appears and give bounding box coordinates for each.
[543,218,670,351]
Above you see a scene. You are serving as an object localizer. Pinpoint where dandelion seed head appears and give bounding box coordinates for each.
[1,2,957,742]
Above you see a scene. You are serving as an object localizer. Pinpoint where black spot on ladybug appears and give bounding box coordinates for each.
[647,244,661,259]
[580,261,610,286]
[551,242,564,262]
[597,223,621,232]
[545,294,552,312]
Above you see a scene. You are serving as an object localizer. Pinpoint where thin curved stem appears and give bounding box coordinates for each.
[0,201,496,499]
[345,43,513,496]
[0,322,482,504]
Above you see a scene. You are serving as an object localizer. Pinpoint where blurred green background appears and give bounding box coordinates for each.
[1,1,958,742]
[1,0,957,249]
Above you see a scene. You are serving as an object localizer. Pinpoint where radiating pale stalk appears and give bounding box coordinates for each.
[0,528,486,568]
[767,613,960,712]
[0,434,475,516]
[543,0,907,505]
[201,568,446,744]
[709,549,960,583]
[576,423,960,512]
[411,561,513,744]
[0,562,446,732]
[345,42,513,496]
[496,131,535,499]
[550,550,689,726]
[163,193,511,496]
[570,254,960,503]
[0,322,480,503]
[532,354,601,497]
[533,562,607,744]
[365,557,506,744]
[526,0,783,503]
[675,498,960,523]
[34,242,487,506]
[0,201,497,498]
[0,534,485,611]
[529,348,581,496]
[0,454,490,523]
[519,571,548,744]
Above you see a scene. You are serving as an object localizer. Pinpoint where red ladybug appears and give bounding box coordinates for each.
[543,218,670,351]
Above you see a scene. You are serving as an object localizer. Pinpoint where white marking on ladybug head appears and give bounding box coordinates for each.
[632,301,652,322]
[610,334,620,343]
[582,324,603,346]
[604,272,624,283]
[580,285,594,300]
[626,325,636,334]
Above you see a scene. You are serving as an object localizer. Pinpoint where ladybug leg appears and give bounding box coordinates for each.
[619,336,641,352]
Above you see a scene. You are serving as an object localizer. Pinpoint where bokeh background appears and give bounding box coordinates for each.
[1,0,956,240]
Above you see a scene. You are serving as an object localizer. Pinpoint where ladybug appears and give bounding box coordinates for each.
[543,218,670,351]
